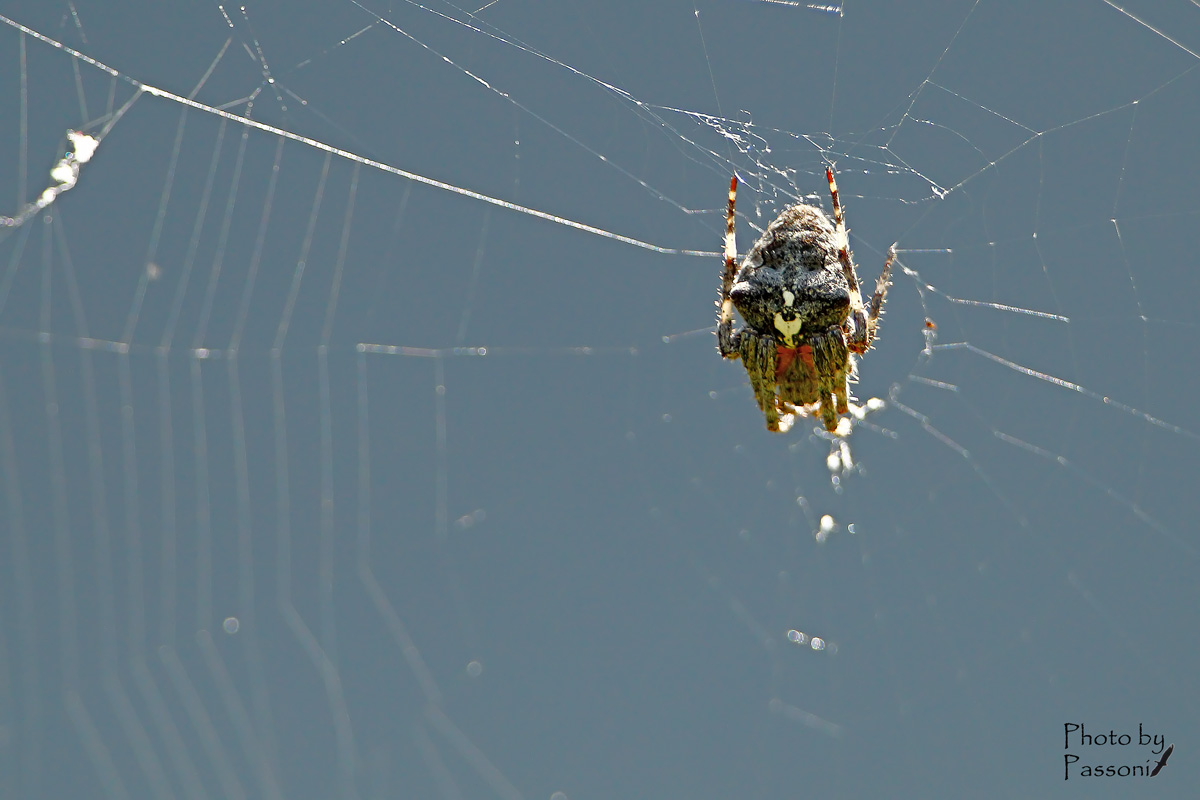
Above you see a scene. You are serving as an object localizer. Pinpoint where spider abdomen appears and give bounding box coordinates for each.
[730,263,850,348]
[749,204,841,272]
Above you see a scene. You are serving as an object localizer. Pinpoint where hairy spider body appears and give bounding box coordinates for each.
[718,168,895,434]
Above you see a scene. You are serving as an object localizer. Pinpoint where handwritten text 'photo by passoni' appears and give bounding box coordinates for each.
[1063,723,1173,780]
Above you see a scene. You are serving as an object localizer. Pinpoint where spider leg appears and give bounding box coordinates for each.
[825,167,871,353]
[717,175,742,358]
[741,332,781,431]
[812,328,849,430]
[825,167,861,297]
[863,244,897,346]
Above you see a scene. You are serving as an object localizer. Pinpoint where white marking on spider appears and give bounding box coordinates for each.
[774,290,802,343]
[773,313,802,344]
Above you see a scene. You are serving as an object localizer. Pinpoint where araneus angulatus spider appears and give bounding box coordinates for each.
[718,167,896,434]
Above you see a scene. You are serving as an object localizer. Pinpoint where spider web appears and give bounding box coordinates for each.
[1,0,1197,797]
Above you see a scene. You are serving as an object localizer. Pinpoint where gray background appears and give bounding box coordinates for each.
[0,0,1197,797]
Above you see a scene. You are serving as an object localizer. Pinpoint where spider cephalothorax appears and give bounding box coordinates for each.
[718,168,895,434]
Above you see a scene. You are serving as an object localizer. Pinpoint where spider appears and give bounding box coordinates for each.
[717,167,896,434]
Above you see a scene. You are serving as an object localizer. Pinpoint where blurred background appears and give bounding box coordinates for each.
[0,0,1197,797]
